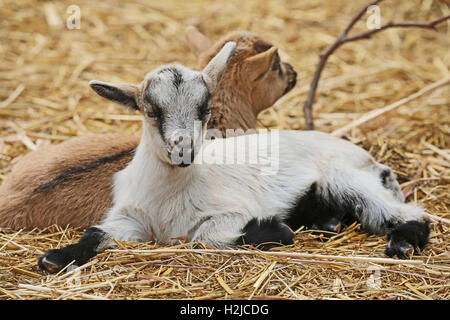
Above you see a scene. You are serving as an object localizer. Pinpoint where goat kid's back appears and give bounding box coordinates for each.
[36,42,430,274]
[0,29,297,230]
[0,134,138,229]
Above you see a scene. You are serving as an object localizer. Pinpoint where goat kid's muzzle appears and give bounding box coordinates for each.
[166,134,195,167]
[284,63,297,94]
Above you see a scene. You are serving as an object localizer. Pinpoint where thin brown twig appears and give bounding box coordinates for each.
[343,15,450,43]
[302,0,450,130]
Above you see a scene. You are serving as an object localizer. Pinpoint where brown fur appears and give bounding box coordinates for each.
[199,31,297,134]
[0,134,138,229]
[0,28,297,230]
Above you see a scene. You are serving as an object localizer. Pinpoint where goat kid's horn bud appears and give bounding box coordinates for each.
[202,41,236,92]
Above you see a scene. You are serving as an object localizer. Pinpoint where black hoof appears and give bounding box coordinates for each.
[385,221,429,259]
[37,248,75,273]
[237,217,295,250]
[311,217,343,238]
[37,227,109,274]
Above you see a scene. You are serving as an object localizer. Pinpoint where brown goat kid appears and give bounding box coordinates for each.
[0,28,297,230]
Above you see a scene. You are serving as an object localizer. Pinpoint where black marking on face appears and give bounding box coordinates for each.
[172,69,183,89]
[145,69,210,149]
[197,91,212,121]
[157,112,167,141]
[145,89,167,138]
[159,67,183,90]
[34,148,135,193]
[146,106,162,120]
[236,217,294,250]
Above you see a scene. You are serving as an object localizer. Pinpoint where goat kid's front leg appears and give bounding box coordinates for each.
[37,227,114,273]
[236,217,295,250]
[38,207,149,273]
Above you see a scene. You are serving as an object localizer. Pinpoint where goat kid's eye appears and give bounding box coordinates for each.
[272,55,282,75]
[272,62,280,71]
[146,110,157,120]
[199,103,212,120]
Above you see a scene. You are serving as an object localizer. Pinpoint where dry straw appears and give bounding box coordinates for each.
[0,0,449,300]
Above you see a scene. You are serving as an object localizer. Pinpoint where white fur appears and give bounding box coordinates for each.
[92,42,426,248]
[96,124,426,246]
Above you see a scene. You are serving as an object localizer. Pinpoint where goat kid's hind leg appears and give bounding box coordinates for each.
[385,219,430,259]
[285,182,350,238]
[328,169,430,259]
[38,208,149,273]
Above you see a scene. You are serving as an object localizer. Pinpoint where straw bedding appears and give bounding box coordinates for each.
[0,0,448,300]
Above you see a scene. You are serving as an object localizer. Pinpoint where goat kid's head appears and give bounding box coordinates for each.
[89,41,236,167]
[187,27,297,115]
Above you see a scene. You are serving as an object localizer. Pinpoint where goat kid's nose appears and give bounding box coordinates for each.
[283,63,297,94]
[166,135,195,167]
[167,135,194,153]
[168,135,183,148]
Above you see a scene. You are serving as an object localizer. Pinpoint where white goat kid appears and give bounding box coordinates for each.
[38,42,430,273]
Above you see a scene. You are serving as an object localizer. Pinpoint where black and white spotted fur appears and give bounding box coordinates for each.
[38,42,429,273]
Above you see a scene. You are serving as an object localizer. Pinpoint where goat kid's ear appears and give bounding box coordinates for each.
[202,41,236,93]
[244,46,278,81]
[89,80,140,111]
[185,25,212,57]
